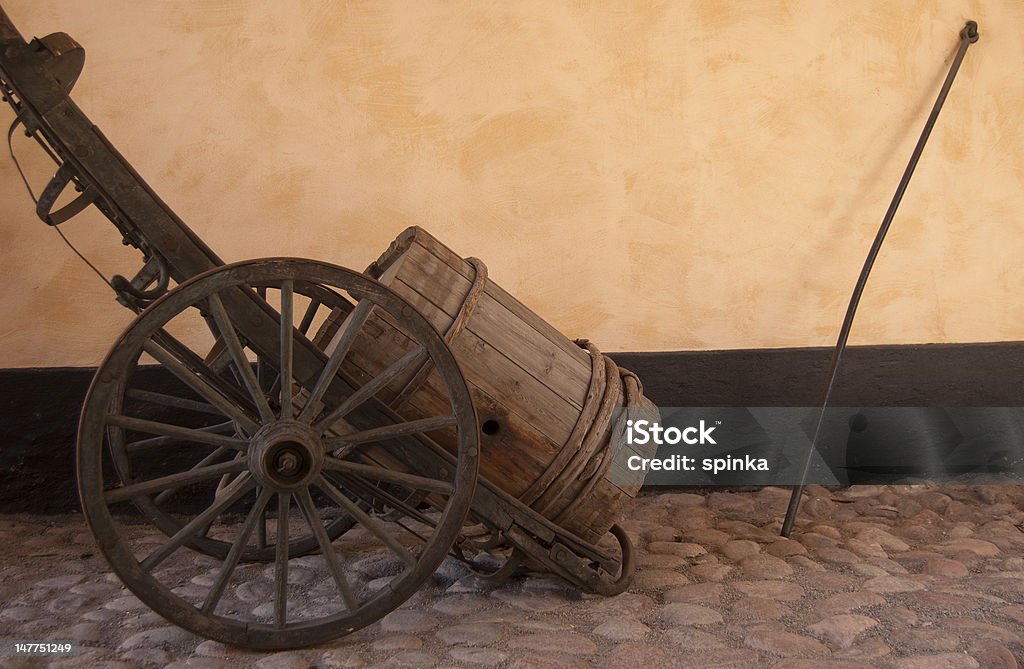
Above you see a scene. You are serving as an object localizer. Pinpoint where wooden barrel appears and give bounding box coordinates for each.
[320,226,656,544]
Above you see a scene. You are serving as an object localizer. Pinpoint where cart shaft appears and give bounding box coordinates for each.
[1,5,222,295]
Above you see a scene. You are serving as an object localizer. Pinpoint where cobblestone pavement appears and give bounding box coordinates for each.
[1,484,1023,668]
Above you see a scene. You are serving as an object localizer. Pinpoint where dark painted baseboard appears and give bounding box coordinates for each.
[2,341,1022,513]
[613,342,1024,407]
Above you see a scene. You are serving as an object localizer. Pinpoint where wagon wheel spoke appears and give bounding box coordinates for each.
[144,337,259,435]
[107,414,248,451]
[126,420,236,453]
[152,447,231,506]
[296,487,359,610]
[297,297,322,336]
[202,487,274,614]
[379,489,429,523]
[314,475,417,568]
[323,414,457,452]
[106,458,246,504]
[254,284,338,398]
[150,329,258,426]
[250,283,337,339]
[207,294,275,423]
[279,279,294,420]
[298,299,374,423]
[322,456,453,494]
[256,505,268,550]
[125,389,222,416]
[140,474,255,572]
[274,492,290,628]
[327,471,442,533]
[256,286,271,394]
[313,345,427,433]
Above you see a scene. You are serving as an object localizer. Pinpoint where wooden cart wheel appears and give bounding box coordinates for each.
[78,258,479,649]
[104,279,361,562]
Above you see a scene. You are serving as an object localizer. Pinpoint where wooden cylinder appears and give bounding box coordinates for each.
[324,226,656,544]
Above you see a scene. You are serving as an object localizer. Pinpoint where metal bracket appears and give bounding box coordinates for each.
[503,523,634,596]
[36,162,97,226]
[113,253,170,308]
[30,32,84,97]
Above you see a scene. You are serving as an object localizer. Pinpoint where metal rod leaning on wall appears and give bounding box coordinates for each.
[781,20,981,538]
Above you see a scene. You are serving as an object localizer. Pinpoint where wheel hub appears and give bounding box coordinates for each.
[248,420,323,491]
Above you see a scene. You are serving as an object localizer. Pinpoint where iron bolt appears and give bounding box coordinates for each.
[276,452,300,475]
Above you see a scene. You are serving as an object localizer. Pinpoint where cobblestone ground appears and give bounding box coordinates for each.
[1,484,1023,668]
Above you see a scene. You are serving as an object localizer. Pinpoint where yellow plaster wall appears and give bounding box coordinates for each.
[1,0,1021,367]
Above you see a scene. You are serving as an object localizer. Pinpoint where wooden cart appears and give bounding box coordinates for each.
[0,9,657,649]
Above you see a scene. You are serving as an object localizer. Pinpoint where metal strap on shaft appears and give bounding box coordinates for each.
[781,20,980,538]
[36,161,97,226]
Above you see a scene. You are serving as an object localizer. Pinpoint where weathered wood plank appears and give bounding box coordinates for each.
[388,230,591,369]
[385,245,590,408]
[370,278,583,443]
